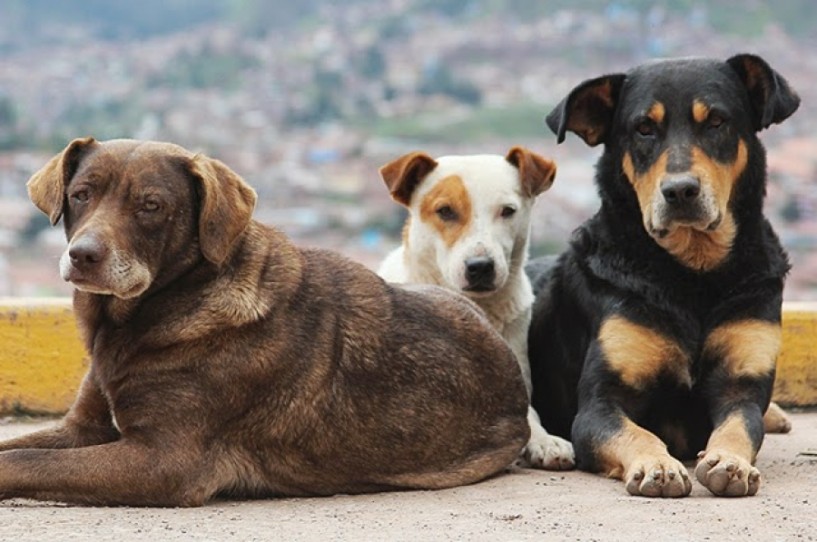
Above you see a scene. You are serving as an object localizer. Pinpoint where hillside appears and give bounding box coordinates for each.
[0,0,815,299]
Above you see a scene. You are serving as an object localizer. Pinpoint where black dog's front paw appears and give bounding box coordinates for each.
[695,450,760,497]
[624,454,692,498]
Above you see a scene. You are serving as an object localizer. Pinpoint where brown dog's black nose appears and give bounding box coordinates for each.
[464,256,495,290]
[661,177,701,205]
[69,236,108,268]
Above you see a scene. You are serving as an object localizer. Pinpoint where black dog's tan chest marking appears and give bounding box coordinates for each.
[704,320,780,378]
[598,317,689,389]
[599,317,779,389]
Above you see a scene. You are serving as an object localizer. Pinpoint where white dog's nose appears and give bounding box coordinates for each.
[464,256,495,290]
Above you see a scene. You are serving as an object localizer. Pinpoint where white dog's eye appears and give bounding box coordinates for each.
[436,205,458,222]
[500,206,516,219]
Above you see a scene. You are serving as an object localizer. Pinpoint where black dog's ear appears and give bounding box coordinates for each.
[727,54,800,131]
[26,137,97,225]
[379,151,438,206]
[546,74,626,146]
[188,155,257,265]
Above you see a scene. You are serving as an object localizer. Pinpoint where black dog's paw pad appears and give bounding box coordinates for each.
[695,451,760,497]
[624,456,691,498]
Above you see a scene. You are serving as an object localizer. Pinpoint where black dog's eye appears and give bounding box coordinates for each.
[500,206,516,219]
[436,205,458,222]
[635,121,656,138]
[708,113,726,129]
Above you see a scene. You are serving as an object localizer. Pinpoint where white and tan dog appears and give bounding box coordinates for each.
[378,147,575,470]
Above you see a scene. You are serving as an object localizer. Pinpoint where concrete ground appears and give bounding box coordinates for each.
[0,411,814,542]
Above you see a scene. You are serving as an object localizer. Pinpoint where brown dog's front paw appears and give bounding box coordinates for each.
[695,450,760,497]
[624,456,691,498]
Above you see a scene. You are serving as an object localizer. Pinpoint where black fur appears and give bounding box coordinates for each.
[528,55,798,480]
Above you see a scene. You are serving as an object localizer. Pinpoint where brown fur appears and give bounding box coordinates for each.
[505,146,556,197]
[692,100,710,124]
[704,319,780,379]
[419,174,472,248]
[695,412,760,496]
[621,139,748,272]
[380,151,438,206]
[596,416,691,498]
[598,316,689,390]
[0,138,529,507]
[648,102,666,125]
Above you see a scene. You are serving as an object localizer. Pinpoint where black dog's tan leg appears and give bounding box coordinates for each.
[573,317,692,497]
[0,373,117,452]
[696,319,779,497]
[594,416,692,498]
[0,440,216,506]
[695,410,761,497]
[763,401,791,434]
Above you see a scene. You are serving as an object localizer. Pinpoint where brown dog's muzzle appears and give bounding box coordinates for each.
[60,226,153,299]
[67,233,109,274]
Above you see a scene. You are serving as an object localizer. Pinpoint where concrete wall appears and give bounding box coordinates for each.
[0,299,814,414]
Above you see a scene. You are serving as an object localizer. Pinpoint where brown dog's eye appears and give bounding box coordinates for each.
[71,190,89,204]
[436,205,458,222]
[142,201,161,213]
[500,206,516,219]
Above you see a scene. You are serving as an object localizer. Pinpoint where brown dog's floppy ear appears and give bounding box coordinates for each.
[188,155,257,265]
[546,74,626,146]
[506,146,556,197]
[26,136,97,225]
[727,54,800,131]
[379,152,438,206]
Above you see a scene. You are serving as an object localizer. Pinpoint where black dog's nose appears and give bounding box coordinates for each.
[69,236,108,268]
[464,256,495,289]
[661,176,701,205]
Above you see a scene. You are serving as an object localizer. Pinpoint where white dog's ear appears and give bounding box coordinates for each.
[506,146,556,197]
[379,152,438,206]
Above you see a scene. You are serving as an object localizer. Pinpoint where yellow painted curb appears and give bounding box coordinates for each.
[774,302,817,407]
[0,298,88,414]
[0,299,814,414]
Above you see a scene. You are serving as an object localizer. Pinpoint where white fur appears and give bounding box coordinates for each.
[378,153,575,470]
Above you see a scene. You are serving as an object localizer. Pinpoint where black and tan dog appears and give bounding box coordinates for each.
[527,54,799,497]
[0,138,529,506]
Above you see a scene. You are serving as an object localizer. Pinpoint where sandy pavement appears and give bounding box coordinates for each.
[0,411,814,542]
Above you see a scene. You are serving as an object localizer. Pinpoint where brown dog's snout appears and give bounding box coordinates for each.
[660,176,701,206]
[464,256,496,290]
[69,235,109,270]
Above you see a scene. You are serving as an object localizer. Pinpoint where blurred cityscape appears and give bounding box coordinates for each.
[0,0,815,299]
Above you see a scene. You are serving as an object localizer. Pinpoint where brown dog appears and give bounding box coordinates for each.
[0,138,529,506]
